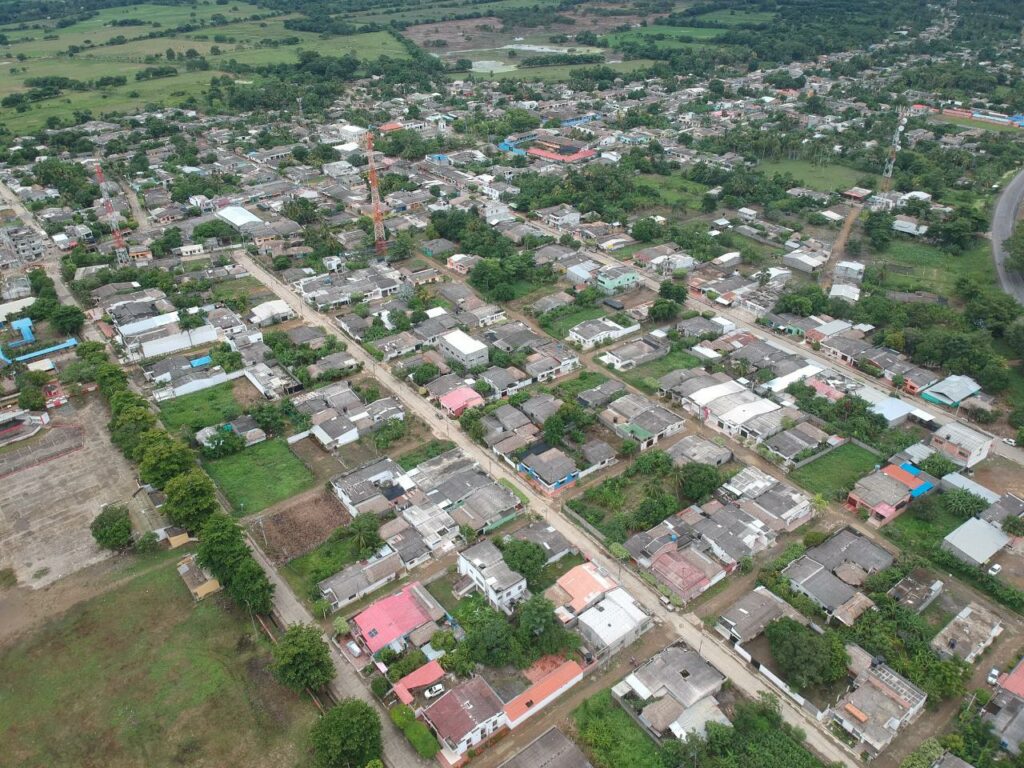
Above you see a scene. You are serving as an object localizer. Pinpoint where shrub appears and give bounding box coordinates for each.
[371,676,391,699]
[405,721,440,758]
[90,504,133,550]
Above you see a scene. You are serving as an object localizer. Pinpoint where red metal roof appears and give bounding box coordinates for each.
[353,582,431,654]
[393,660,445,705]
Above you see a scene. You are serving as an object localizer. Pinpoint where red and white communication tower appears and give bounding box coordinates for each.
[94,162,129,265]
[364,131,387,257]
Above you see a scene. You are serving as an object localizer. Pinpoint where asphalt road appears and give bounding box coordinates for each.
[991,166,1024,305]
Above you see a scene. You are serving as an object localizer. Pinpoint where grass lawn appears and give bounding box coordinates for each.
[693,9,777,25]
[877,239,995,297]
[0,560,315,768]
[160,381,242,432]
[426,576,462,616]
[205,439,315,515]
[883,497,964,552]
[637,173,708,210]
[540,306,607,339]
[537,552,585,590]
[573,690,665,768]
[757,159,869,192]
[397,439,456,470]
[931,115,1023,134]
[604,25,724,49]
[284,532,359,601]
[789,443,880,497]
[617,347,701,394]
[551,370,609,400]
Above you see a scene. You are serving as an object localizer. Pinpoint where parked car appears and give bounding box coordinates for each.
[1003,438,1017,447]
[989,668,1002,686]
[346,640,362,657]
[988,563,1003,577]
[424,683,445,699]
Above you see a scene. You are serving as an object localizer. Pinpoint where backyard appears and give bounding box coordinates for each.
[788,443,880,497]
[539,306,608,339]
[0,560,315,768]
[159,381,242,432]
[205,438,316,515]
[616,347,701,395]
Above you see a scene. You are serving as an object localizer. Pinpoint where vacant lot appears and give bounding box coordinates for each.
[540,306,608,339]
[872,239,995,297]
[757,159,869,192]
[248,487,347,565]
[159,380,243,432]
[0,396,139,589]
[205,439,315,515]
[616,347,701,394]
[604,24,724,49]
[789,443,880,497]
[0,561,315,768]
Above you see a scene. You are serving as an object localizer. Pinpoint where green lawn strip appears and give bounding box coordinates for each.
[205,438,315,515]
[788,443,880,497]
[159,381,242,432]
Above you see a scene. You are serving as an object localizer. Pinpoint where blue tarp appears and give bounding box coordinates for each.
[190,355,212,368]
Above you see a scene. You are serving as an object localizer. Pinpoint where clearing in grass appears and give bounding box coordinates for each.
[0,561,315,768]
[756,159,870,193]
[205,438,315,515]
[159,381,242,432]
[789,443,880,497]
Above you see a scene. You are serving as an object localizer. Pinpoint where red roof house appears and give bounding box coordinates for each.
[352,581,441,655]
[503,660,583,728]
[393,659,446,705]
[438,385,485,417]
[423,676,507,765]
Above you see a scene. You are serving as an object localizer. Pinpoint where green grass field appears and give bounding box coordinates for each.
[160,381,242,433]
[637,173,708,210]
[757,159,870,192]
[931,115,1023,134]
[284,532,359,600]
[0,561,315,768]
[616,348,701,394]
[0,7,407,131]
[604,24,724,50]
[541,306,608,339]
[876,239,995,297]
[789,443,880,496]
[205,438,315,515]
[693,9,776,25]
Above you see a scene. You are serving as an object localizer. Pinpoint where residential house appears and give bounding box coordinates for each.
[457,540,527,615]
[423,677,508,766]
[576,587,652,659]
[930,422,993,468]
[611,644,728,741]
[942,517,1009,567]
[351,581,446,655]
[439,329,489,369]
[716,586,802,644]
[930,602,1003,664]
[832,645,927,754]
[519,447,579,495]
[567,317,639,350]
[318,546,404,612]
[600,393,684,450]
[177,554,221,600]
[847,464,936,527]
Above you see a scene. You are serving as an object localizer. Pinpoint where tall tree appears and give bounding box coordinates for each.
[163,468,218,532]
[310,699,382,768]
[272,624,335,692]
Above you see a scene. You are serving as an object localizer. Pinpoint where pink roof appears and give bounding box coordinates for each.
[393,660,445,705]
[556,562,617,613]
[808,377,845,402]
[354,582,431,654]
[504,660,583,724]
[1001,659,1024,698]
[527,147,596,163]
[439,386,484,412]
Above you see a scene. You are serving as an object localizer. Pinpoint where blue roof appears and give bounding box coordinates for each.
[900,462,921,476]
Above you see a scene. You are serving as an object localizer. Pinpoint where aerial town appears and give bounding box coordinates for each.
[2,0,1024,767]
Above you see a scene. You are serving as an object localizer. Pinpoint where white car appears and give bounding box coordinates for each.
[1003,438,1018,447]
[988,563,1003,577]
[424,683,445,699]
[989,668,1002,686]
[346,640,362,657]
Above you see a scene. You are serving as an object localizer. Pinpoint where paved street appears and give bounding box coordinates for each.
[235,253,860,768]
[992,166,1024,305]
[248,535,429,768]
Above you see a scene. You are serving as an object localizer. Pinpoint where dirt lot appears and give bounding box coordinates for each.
[972,456,1024,496]
[290,435,345,482]
[404,8,650,55]
[246,487,348,565]
[232,376,266,409]
[0,395,140,589]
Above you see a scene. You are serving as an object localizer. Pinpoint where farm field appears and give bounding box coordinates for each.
[0,561,316,768]
[788,443,880,497]
[0,8,408,131]
[159,380,242,432]
[756,159,870,192]
[205,438,316,515]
